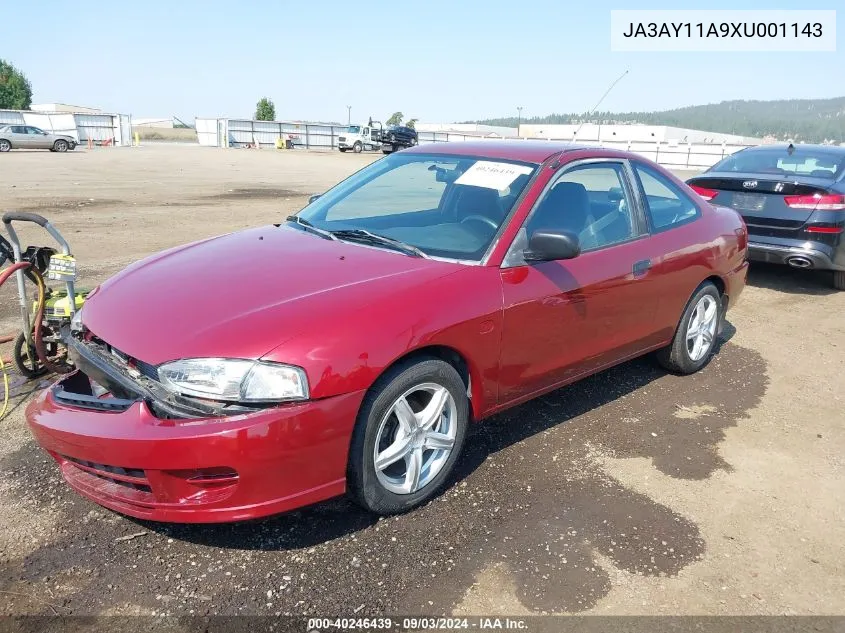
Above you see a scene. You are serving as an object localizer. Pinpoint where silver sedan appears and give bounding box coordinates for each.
[0,125,77,152]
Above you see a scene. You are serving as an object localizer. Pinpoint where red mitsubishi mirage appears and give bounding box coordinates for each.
[25,141,749,523]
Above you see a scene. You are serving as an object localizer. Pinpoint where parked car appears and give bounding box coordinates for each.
[0,125,77,152]
[380,125,418,154]
[26,141,749,523]
[687,144,845,290]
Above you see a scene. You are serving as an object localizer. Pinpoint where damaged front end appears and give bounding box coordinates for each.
[60,335,264,420]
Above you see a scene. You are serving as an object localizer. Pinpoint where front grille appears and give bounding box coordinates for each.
[338,136,346,142]
[62,455,152,493]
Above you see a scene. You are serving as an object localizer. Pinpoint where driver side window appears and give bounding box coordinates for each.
[524,162,637,253]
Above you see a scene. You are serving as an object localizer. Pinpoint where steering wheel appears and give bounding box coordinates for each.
[460,214,498,233]
[0,234,13,268]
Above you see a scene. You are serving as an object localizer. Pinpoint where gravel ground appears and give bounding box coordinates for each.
[0,145,842,618]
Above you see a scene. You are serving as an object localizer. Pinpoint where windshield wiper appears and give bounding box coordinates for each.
[285,215,337,240]
[330,229,429,258]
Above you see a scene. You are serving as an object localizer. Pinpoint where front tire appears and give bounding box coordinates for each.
[347,358,469,515]
[352,141,362,154]
[656,282,722,375]
[54,140,68,152]
[339,148,348,152]
[833,271,845,291]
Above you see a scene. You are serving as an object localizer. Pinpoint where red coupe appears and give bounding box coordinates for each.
[26,142,749,523]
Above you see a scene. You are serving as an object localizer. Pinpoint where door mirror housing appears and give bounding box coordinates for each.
[523,230,581,262]
[308,194,322,204]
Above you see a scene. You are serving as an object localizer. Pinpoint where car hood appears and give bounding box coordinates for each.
[82,225,460,364]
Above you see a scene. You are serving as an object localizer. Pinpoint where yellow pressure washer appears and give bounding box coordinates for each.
[1,212,88,380]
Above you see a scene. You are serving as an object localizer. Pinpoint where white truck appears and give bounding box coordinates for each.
[338,121,384,153]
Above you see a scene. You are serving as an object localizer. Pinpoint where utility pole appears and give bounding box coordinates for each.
[517,106,523,133]
[347,106,351,125]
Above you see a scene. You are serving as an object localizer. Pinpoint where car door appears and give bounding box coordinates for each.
[26,126,50,149]
[497,159,665,404]
[9,126,30,148]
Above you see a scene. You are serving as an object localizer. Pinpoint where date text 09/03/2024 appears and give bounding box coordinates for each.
[306,617,528,631]
[622,22,824,38]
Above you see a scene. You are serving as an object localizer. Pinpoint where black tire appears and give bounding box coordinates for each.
[54,140,68,153]
[655,282,722,375]
[13,332,47,379]
[339,148,348,152]
[0,139,11,152]
[347,357,469,515]
[352,142,362,154]
[834,271,845,291]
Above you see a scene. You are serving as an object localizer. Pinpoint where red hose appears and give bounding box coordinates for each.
[0,262,71,375]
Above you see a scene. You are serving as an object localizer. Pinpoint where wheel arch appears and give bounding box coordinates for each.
[366,344,483,422]
[703,273,728,310]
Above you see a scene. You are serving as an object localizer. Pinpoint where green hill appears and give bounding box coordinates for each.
[472,97,845,144]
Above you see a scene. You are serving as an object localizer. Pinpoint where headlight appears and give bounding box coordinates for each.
[157,358,309,403]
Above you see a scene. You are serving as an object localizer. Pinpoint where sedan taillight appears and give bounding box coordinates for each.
[784,193,845,211]
[690,184,720,201]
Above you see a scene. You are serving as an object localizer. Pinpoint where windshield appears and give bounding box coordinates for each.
[294,153,537,261]
[710,147,845,180]
[347,125,361,133]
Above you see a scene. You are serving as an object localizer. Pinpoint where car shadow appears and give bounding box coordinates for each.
[139,323,738,551]
[746,262,837,296]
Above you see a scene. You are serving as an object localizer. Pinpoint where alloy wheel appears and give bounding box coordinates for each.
[686,295,718,361]
[373,382,457,495]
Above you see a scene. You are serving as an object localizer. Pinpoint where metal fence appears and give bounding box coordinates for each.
[0,109,132,145]
[195,117,752,170]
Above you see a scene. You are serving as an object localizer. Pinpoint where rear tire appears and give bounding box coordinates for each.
[347,357,469,515]
[0,139,11,152]
[656,282,722,375]
[339,148,347,152]
[54,140,68,152]
[834,271,845,291]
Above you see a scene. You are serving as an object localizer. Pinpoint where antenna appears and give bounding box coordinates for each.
[572,69,629,142]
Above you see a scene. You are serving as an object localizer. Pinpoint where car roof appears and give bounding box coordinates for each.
[401,140,606,164]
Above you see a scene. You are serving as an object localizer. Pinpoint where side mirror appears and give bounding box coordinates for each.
[523,230,580,262]
[308,194,321,204]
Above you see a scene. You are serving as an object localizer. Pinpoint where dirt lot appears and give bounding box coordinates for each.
[0,145,843,618]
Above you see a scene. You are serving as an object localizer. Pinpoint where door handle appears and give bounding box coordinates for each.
[632,259,652,275]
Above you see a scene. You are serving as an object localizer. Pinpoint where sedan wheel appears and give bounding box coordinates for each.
[0,139,10,152]
[656,282,722,374]
[54,140,68,152]
[686,295,718,361]
[348,358,468,514]
[374,383,457,495]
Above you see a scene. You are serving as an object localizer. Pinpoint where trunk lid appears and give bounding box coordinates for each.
[689,172,834,237]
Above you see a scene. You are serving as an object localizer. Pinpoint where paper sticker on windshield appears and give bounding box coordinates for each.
[454,161,533,190]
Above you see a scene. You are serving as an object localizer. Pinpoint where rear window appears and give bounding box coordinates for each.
[710,148,845,180]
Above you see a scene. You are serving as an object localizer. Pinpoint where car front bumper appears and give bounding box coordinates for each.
[25,372,365,523]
